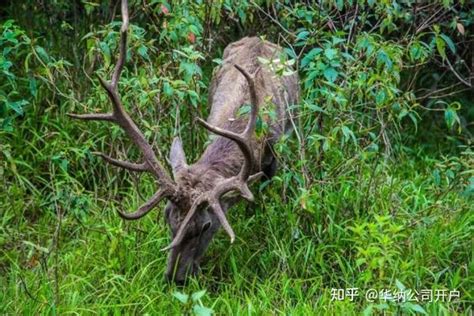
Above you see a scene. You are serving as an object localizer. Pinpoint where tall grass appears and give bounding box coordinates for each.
[1,1,473,314]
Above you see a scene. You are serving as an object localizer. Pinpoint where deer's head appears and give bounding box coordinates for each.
[68,0,262,284]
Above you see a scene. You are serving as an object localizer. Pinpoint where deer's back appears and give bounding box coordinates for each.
[207,37,299,140]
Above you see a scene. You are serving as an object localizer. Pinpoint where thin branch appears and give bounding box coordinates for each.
[249,0,293,36]
[446,58,472,87]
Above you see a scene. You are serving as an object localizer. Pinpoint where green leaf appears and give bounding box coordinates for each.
[34,46,50,63]
[99,41,111,66]
[409,44,423,61]
[301,48,322,68]
[436,36,446,59]
[189,24,200,36]
[7,100,28,115]
[306,103,327,114]
[363,304,374,316]
[444,108,459,129]
[324,48,337,60]
[440,34,455,54]
[395,279,406,291]
[341,125,356,144]
[172,291,189,304]
[323,67,338,82]
[1,117,14,132]
[403,302,427,315]
[212,58,222,65]
[163,81,173,97]
[432,169,441,186]
[377,50,392,70]
[375,90,386,106]
[137,45,149,60]
[60,159,69,172]
[28,77,37,98]
[193,305,213,316]
[237,104,251,116]
[191,290,206,302]
[296,30,310,42]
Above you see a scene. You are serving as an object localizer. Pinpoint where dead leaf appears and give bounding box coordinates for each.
[456,22,465,35]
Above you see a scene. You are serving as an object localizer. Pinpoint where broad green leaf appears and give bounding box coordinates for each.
[375,90,386,106]
[296,30,309,41]
[191,290,206,302]
[189,24,200,36]
[410,44,422,61]
[440,34,455,53]
[137,45,149,60]
[34,46,50,63]
[324,48,337,60]
[163,81,173,96]
[444,108,459,129]
[323,67,338,82]
[363,304,374,316]
[377,50,392,70]
[172,291,189,304]
[7,100,28,115]
[341,125,356,144]
[395,279,406,291]
[301,48,322,68]
[99,41,111,67]
[432,169,441,186]
[237,104,251,116]
[306,103,327,114]
[193,305,213,316]
[403,302,427,315]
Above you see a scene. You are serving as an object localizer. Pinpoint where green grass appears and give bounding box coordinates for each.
[1,134,472,314]
[1,1,473,314]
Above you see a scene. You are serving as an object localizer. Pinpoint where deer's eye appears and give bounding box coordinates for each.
[201,221,211,233]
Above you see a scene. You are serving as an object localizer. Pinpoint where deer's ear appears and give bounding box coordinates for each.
[170,137,187,175]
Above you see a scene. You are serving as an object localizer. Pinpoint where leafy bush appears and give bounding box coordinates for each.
[0,0,472,314]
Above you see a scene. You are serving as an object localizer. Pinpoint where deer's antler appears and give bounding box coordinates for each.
[68,0,177,219]
[163,65,264,250]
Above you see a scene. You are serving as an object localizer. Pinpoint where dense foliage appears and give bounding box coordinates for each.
[1,0,472,314]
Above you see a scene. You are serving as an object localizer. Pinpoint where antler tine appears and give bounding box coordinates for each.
[93,152,148,172]
[161,196,206,251]
[66,113,115,122]
[117,189,166,220]
[233,65,260,139]
[209,198,235,243]
[68,0,177,220]
[111,0,129,88]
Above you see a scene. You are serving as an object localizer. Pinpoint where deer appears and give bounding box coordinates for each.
[68,0,299,284]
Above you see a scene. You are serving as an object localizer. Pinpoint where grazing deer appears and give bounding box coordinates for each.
[69,0,298,283]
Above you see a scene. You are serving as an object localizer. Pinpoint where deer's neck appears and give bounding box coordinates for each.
[196,132,245,179]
